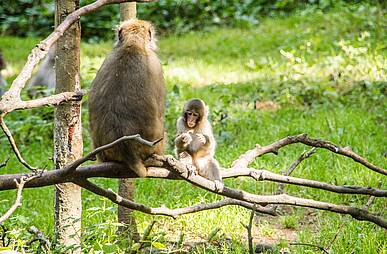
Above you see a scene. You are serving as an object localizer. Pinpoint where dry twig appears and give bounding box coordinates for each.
[0,116,37,171]
[364,181,383,210]
[0,158,9,169]
[0,175,37,224]
[223,168,386,197]
[231,134,386,175]
[75,179,276,217]
[241,206,256,254]
[26,226,51,251]
[277,148,316,194]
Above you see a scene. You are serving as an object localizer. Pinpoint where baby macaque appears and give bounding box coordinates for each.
[175,99,223,189]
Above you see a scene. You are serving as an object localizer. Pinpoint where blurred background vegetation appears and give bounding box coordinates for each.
[1,0,385,42]
[0,0,386,253]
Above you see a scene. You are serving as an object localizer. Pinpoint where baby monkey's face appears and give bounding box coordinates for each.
[185,110,200,128]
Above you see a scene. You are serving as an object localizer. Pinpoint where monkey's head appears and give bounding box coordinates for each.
[183,99,208,129]
[117,19,157,52]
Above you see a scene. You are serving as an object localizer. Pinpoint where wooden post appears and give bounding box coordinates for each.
[54,0,82,252]
[118,1,139,241]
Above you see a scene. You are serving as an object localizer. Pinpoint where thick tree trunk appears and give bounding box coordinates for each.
[54,0,82,252]
[117,2,140,241]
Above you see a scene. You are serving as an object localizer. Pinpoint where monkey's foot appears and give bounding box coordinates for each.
[186,164,198,177]
[214,180,224,192]
[144,156,164,167]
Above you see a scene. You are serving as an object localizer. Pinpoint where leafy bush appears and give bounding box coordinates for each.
[1,0,382,41]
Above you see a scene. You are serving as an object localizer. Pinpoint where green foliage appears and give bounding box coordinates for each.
[0,0,54,37]
[0,4,386,253]
[2,0,384,41]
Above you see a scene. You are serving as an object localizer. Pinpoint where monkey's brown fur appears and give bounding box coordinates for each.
[175,99,222,183]
[89,19,165,177]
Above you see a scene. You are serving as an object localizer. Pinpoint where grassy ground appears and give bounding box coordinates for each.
[0,4,386,253]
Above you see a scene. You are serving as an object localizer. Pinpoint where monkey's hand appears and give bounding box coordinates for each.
[196,133,206,144]
[180,132,193,146]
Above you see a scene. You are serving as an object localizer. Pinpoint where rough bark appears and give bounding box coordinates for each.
[117,1,139,241]
[54,0,82,252]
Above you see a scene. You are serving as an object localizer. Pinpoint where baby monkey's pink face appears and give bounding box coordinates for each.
[185,110,199,128]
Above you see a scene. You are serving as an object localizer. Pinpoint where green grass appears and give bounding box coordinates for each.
[0,4,386,253]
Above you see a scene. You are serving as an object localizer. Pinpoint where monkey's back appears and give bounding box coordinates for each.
[88,46,165,175]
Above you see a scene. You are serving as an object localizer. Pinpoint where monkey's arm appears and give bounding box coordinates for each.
[175,118,192,154]
[188,134,212,153]
[175,134,190,154]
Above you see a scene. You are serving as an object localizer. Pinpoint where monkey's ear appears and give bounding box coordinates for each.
[148,29,153,42]
[118,29,123,42]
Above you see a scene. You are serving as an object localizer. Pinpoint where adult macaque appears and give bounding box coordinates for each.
[175,99,223,189]
[27,46,56,97]
[88,19,165,177]
[0,52,7,96]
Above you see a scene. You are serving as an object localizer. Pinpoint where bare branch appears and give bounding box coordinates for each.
[364,181,383,210]
[0,157,384,227]
[223,168,387,197]
[0,158,9,169]
[0,0,155,110]
[278,148,316,194]
[296,135,386,175]
[154,155,387,228]
[0,116,37,171]
[231,134,386,175]
[0,163,385,198]
[0,92,83,114]
[241,206,256,254]
[63,134,161,174]
[75,179,276,217]
[0,175,37,224]
[285,147,317,176]
[138,220,156,251]
[26,226,51,251]
[0,133,384,228]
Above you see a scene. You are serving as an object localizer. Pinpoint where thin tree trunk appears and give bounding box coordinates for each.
[120,2,137,20]
[54,0,82,252]
[117,2,140,241]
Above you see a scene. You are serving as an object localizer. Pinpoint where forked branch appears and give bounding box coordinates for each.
[153,155,387,228]
[0,0,155,110]
[0,116,37,171]
[232,134,386,175]
[0,135,385,228]
[0,175,37,224]
[75,179,277,218]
